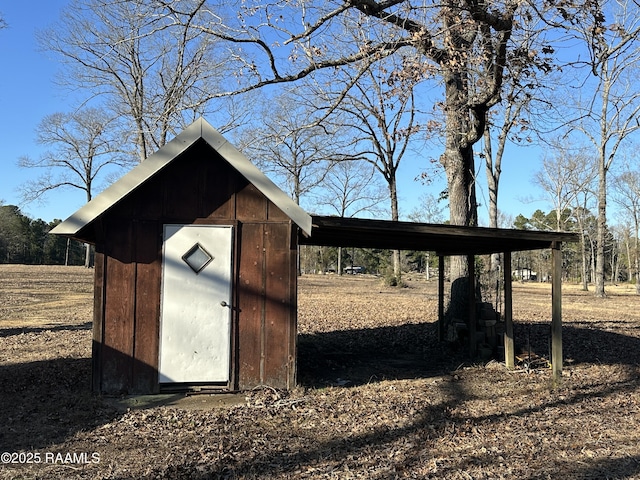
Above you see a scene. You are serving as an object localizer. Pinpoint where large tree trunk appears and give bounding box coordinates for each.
[440,66,480,230]
[439,65,481,330]
[442,142,479,322]
[442,130,479,281]
[426,3,511,348]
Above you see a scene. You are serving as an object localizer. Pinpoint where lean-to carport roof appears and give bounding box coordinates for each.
[50,118,313,239]
[299,215,579,255]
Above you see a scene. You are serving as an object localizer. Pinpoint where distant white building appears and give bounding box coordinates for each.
[513,268,536,281]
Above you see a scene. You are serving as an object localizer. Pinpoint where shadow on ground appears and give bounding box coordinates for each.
[0,357,119,453]
[298,322,464,388]
[514,320,640,366]
[0,322,92,338]
[298,320,640,387]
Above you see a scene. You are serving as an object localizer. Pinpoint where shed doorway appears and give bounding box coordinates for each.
[159,224,233,385]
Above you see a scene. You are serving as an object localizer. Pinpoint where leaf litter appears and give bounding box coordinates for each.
[0,266,639,479]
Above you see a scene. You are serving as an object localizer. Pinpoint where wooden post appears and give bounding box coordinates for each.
[503,251,515,369]
[438,255,445,341]
[551,242,563,382]
[468,254,476,357]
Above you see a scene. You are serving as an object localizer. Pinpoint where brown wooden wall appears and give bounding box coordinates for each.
[91,140,298,394]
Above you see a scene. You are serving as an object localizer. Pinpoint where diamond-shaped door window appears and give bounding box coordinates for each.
[182,243,214,274]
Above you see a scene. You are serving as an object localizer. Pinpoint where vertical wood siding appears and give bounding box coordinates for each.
[132,220,161,393]
[102,221,136,393]
[264,223,295,388]
[92,251,105,392]
[237,223,265,389]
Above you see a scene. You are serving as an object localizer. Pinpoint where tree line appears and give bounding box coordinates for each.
[0,205,85,265]
[514,206,640,291]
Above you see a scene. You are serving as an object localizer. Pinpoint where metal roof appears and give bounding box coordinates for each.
[50,118,313,238]
[299,215,579,255]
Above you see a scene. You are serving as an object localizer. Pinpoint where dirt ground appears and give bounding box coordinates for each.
[1,265,639,479]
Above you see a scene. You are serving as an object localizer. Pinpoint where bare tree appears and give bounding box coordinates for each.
[573,160,598,292]
[532,139,597,289]
[18,108,133,266]
[238,92,343,206]
[481,15,555,275]
[554,0,640,297]
[481,82,530,279]
[533,140,595,232]
[324,59,423,276]
[39,0,235,161]
[408,193,447,225]
[316,159,387,275]
[317,160,386,219]
[18,109,131,204]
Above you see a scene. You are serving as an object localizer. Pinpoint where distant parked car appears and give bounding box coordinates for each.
[344,266,364,274]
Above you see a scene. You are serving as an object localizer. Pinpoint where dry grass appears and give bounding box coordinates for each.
[1,266,640,479]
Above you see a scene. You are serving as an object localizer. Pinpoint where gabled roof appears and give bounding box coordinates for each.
[50,118,313,238]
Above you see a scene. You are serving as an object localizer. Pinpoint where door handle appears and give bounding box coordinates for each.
[220,301,229,308]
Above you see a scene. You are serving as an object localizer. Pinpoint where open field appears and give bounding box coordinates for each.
[1,265,639,479]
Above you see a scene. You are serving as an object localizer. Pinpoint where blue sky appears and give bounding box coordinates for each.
[0,1,547,226]
[0,1,85,222]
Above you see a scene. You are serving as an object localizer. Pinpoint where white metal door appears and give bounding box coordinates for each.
[159,224,233,384]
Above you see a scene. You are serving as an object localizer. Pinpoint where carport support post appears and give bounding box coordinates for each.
[552,242,563,382]
[468,254,476,357]
[503,251,515,369]
[438,255,445,341]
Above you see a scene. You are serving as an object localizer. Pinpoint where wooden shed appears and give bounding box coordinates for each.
[51,118,311,394]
